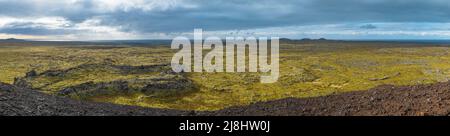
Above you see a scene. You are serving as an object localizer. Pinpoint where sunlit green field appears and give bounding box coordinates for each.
[1,41,450,110]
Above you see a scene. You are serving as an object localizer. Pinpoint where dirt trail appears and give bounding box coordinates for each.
[2,81,450,116]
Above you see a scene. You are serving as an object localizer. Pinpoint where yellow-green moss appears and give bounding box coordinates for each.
[1,43,450,111]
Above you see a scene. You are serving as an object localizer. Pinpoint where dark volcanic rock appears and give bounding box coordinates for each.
[41,70,65,77]
[0,84,14,92]
[57,81,131,97]
[113,64,170,74]
[56,72,196,97]
[59,88,76,96]
[141,76,196,93]
[0,82,187,116]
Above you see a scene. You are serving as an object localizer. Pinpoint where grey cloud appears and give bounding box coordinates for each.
[77,0,450,33]
[1,0,450,36]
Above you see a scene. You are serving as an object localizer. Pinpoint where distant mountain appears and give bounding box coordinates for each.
[279,38,292,41]
[0,38,27,42]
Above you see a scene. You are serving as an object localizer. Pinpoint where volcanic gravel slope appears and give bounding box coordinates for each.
[211,82,450,116]
[0,82,190,116]
[2,81,450,116]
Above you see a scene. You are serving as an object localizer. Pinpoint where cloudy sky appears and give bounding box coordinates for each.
[1,0,450,40]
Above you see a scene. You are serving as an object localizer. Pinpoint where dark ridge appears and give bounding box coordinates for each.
[0,38,27,42]
[0,82,189,116]
[0,39,172,46]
